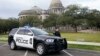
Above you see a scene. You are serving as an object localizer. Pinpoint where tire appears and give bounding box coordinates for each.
[64,38,68,49]
[55,51,61,53]
[65,41,68,49]
[36,43,46,56]
[10,40,17,50]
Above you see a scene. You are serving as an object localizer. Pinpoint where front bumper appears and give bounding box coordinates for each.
[45,39,67,52]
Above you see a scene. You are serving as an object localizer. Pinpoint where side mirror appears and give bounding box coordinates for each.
[27,32,33,36]
[53,33,54,35]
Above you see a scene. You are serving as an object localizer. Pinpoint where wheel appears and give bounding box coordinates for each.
[66,41,68,49]
[36,43,46,56]
[55,51,61,53]
[64,38,68,49]
[10,40,17,50]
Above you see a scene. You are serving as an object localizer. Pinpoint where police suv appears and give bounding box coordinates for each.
[8,27,67,56]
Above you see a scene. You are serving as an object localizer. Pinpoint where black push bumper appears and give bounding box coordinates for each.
[45,39,67,52]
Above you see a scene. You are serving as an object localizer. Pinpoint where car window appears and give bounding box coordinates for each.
[17,29,25,35]
[9,28,18,35]
[31,28,48,36]
[24,29,32,35]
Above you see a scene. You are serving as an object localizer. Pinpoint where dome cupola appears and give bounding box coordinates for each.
[19,6,42,16]
[49,0,64,9]
[49,0,64,14]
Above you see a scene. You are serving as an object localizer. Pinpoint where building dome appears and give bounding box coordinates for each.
[31,6,42,14]
[49,0,64,14]
[19,6,42,16]
[49,0,64,9]
[19,10,37,15]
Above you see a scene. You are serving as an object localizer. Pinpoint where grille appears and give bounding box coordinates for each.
[55,39,63,44]
[58,39,63,43]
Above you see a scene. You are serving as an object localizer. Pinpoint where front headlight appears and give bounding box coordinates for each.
[46,39,54,43]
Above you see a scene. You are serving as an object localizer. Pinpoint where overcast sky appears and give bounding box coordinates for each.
[0,0,100,19]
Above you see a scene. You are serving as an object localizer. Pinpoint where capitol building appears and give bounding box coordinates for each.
[19,0,66,21]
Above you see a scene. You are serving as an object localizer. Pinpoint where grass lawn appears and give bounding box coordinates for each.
[0,32,100,43]
[0,35,8,43]
[62,32,100,43]
[69,44,100,51]
[0,33,100,51]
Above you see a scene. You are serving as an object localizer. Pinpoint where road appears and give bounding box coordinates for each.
[0,43,100,56]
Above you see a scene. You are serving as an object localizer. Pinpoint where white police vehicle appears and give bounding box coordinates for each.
[8,27,67,56]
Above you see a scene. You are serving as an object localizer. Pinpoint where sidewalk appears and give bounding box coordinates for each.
[68,41,100,46]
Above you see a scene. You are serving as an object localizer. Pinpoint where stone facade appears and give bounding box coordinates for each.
[19,0,65,21]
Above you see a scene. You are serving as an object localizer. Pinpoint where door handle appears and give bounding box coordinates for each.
[30,38,32,44]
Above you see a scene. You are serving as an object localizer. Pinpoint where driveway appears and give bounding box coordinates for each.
[0,43,100,56]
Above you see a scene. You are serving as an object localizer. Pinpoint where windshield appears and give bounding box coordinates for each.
[31,28,49,36]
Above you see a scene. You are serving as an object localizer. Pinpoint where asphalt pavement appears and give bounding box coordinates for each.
[0,43,100,56]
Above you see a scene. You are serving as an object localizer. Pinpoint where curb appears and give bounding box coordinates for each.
[68,41,100,46]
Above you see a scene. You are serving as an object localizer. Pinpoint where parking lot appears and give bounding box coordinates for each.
[0,43,100,56]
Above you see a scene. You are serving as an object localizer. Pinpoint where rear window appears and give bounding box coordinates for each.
[9,28,18,35]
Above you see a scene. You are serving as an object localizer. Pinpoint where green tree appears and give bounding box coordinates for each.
[86,9,100,28]
[0,17,19,34]
[7,18,19,31]
[43,14,58,27]
[64,4,83,32]
[19,16,42,27]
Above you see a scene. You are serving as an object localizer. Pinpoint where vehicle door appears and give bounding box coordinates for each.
[23,29,34,48]
[14,28,27,47]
